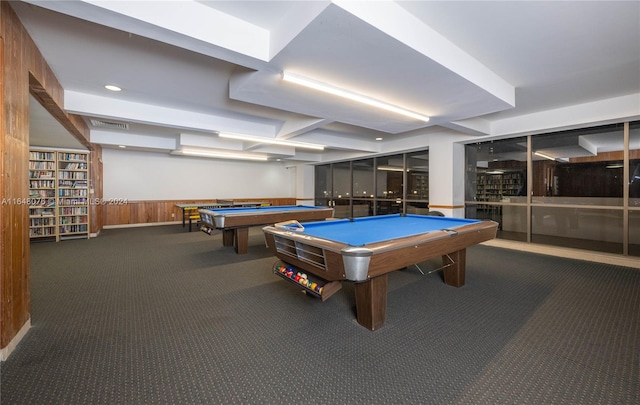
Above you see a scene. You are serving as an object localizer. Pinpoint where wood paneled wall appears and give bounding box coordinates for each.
[1,2,97,357]
[103,198,298,226]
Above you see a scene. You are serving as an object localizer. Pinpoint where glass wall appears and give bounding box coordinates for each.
[314,150,428,218]
[406,152,430,215]
[465,137,528,242]
[630,122,640,256]
[376,154,404,215]
[332,161,352,218]
[465,121,638,256]
[352,158,374,217]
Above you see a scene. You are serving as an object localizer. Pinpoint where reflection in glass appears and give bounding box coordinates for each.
[406,153,429,201]
[376,154,404,199]
[498,205,527,242]
[332,161,351,218]
[352,159,374,199]
[629,121,640,201]
[314,164,331,206]
[352,199,373,217]
[532,207,623,254]
[465,137,527,203]
[531,124,624,205]
[630,211,640,257]
[376,200,402,216]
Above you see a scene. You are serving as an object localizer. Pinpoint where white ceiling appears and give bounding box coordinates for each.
[14,0,640,163]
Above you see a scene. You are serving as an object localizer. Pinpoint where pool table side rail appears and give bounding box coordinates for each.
[263,220,498,281]
[200,206,334,229]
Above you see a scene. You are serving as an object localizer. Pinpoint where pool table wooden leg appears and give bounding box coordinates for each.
[222,229,234,247]
[234,227,249,254]
[354,274,388,331]
[443,249,466,287]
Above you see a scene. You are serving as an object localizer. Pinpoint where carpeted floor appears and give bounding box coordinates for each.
[1,225,638,404]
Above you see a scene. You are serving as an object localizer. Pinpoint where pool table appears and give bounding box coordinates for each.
[199,205,334,254]
[262,214,498,330]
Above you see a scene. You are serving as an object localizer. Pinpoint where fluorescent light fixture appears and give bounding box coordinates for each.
[104,84,122,92]
[377,165,409,172]
[218,132,324,150]
[175,148,268,161]
[606,163,623,169]
[486,170,505,175]
[534,151,556,161]
[282,71,430,122]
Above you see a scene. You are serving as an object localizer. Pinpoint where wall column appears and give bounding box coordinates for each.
[428,139,466,218]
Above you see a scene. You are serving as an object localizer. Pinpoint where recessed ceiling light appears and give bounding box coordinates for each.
[118,145,126,148]
[376,137,383,141]
[104,84,122,92]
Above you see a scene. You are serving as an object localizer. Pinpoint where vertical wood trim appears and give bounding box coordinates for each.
[0,32,7,349]
[1,2,32,351]
[89,145,104,234]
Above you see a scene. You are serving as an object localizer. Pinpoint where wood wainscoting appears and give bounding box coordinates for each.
[102,198,298,227]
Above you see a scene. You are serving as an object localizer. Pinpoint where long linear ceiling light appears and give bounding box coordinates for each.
[218,132,324,150]
[282,71,430,122]
[534,151,557,161]
[177,148,268,161]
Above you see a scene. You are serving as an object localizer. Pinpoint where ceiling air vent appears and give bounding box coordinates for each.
[90,119,129,130]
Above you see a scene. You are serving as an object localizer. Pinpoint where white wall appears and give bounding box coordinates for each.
[102,148,295,200]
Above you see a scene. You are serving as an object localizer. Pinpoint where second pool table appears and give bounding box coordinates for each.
[262,214,498,330]
[199,205,334,254]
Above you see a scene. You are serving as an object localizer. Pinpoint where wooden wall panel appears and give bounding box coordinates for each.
[103,198,298,226]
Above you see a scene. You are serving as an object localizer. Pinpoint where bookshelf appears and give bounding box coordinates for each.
[29,150,57,240]
[28,148,90,241]
[476,171,524,201]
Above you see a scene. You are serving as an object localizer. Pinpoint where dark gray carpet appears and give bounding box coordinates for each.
[1,225,638,404]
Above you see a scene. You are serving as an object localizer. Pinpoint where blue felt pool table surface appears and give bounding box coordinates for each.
[287,214,482,246]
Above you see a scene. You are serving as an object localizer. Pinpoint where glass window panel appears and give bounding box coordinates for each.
[352,199,373,217]
[532,207,623,254]
[629,121,640,203]
[406,152,429,201]
[352,159,374,199]
[532,124,624,206]
[376,200,402,216]
[630,210,640,257]
[406,201,430,215]
[314,164,331,201]
[332,162,351,199]
[376,154,404,199]
[499,205,528,242]
[332,162,351,217]
[332,199,351,218]
[465,137,527,203]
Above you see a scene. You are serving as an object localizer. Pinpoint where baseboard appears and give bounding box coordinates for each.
[103,221,181,229]
[0,319,31,361]
[483,239,640,270]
